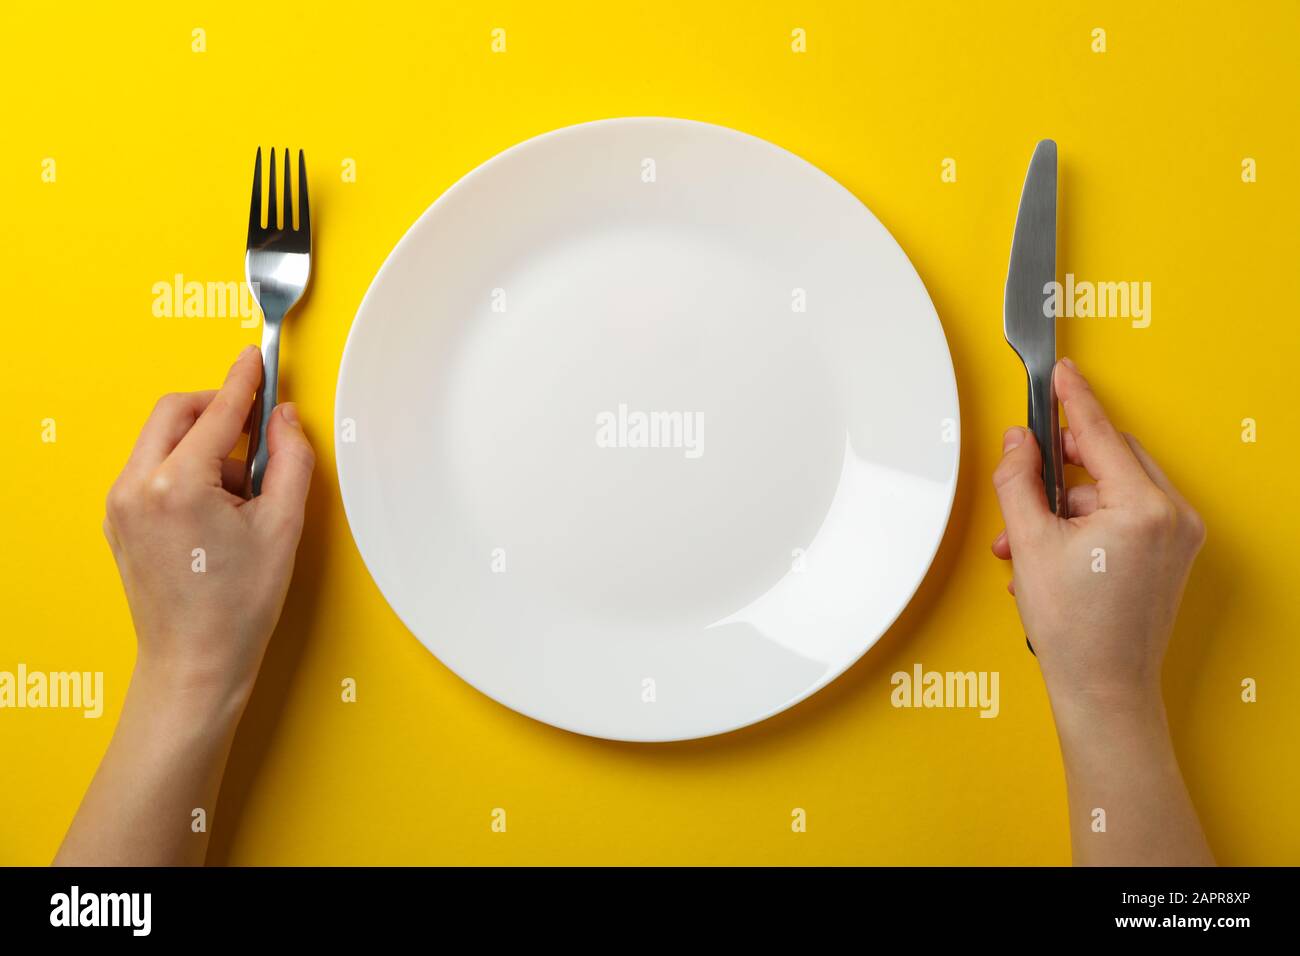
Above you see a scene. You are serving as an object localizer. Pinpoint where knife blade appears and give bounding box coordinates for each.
[1004,139,1066,518]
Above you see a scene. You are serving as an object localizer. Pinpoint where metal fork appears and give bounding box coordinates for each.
[245,147,312,497]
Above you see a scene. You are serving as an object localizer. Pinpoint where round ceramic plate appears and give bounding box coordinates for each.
[336,117,959,741]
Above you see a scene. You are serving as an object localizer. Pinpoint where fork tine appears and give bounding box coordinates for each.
[268,148,278,230]
[298,150,310,237]
[283,147,293,231]
[248,147,263,234]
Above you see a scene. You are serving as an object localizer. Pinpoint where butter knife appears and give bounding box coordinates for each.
[1004,139,1066,518]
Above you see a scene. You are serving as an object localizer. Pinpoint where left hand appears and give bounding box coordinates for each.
[102,345,316,707]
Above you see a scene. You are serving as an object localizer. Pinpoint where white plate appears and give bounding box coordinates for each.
[336,118,959,742]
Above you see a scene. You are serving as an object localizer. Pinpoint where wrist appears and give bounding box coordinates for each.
[129,654,254,728]
[1047,682,1169,747]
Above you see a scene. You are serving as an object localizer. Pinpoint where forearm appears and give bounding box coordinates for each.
[1050,690,1214,866]
[54,662,247,866]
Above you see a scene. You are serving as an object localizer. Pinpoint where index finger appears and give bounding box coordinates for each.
[1054,358,1150,489]
[172,346,262,464]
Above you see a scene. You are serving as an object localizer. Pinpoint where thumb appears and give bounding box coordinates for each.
[255,403,315,531]
[992,426,1053,545]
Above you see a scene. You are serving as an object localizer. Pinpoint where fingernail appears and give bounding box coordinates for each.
[1003,426,1026,451]
[1060,356,1077,371]
[281,402,300,426]
[241,344,259,358]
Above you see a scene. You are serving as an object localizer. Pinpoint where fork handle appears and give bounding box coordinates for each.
[244,320,281,498]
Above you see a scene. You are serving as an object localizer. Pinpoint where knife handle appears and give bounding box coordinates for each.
[1027,364,1067,518]
[1024,363,1066,657]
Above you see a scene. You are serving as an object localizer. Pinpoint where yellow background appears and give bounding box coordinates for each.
[2,1,1297,865]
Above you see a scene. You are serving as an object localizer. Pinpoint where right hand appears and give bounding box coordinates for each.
[990,357,1206,714]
